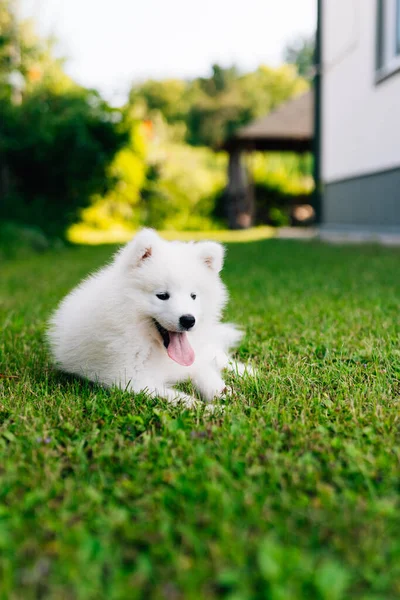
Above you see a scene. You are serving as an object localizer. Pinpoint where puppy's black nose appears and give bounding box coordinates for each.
[179,314,195,330]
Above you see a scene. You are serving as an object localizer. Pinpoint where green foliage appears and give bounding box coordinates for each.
[142,142,227,231]
[129,78,191,123]
[77,117,147,232]
[252,152,313,192]
[0,220,50,259]
[0,88,128,237]
[284,35,316,80]
[72,112,227,238]
[129,63,309,147]
[1,240,400,597]
[0,2,127,238]
[0,0,71,100]
[213,153,313,227]
[251,152,313,225]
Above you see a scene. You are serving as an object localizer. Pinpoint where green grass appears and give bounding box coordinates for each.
[1,239,400,600]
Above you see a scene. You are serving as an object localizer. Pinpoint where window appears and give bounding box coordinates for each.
[397,0,400,54]
[376,0,400,80]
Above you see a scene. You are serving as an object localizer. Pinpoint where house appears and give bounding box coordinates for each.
[316,0,400,236]
[223,1,400,237]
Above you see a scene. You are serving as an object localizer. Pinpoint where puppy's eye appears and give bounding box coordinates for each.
[191,293,197,300]
[156,293,170,301]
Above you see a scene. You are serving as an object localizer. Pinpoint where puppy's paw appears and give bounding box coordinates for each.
[204,403,225,415]
[205,381,227,403]
[175,394,201,410]
[161,388,200,410]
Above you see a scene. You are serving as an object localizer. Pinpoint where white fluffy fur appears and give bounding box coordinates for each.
[47,229,245,407]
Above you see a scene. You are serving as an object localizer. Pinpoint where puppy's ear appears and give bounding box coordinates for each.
[118,228,160,268]
[197,241,225,273]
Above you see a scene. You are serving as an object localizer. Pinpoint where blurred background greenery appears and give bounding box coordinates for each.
[0,0,314,255]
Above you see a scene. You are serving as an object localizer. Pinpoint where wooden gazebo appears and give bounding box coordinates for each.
[221,91,314,228]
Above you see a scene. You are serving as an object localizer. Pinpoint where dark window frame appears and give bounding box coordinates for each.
[376,0,384,71]
[396,0,400,55]
[375,0,400,83]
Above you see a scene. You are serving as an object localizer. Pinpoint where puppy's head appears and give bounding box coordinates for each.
[116,229,228,366]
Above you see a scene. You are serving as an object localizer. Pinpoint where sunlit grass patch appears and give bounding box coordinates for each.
[67,223,276,244]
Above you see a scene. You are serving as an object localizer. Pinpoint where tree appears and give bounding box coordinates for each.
[283,35,315,80]
[0,1,127,238]
[186,64,308,147]
[0,88,128,236]
[0,0,69,101]
[75,112,147,235]
[128,63,309,148]
[129,78,191,123]
[197,64,239,96]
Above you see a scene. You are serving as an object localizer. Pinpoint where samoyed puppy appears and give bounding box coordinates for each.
[47,228,246,407]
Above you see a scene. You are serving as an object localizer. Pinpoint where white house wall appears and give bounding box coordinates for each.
[322,0,400,183]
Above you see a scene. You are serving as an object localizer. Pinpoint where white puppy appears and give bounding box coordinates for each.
[47,229,245,407]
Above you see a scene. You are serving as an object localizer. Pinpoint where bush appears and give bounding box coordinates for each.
[213,152,314,228]
[252,152,313,226]
[0,89,127,238]
[142,143,227,231]
[0,221,50,260]
[75,120,147,232]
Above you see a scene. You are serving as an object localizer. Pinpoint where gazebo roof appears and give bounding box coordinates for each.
[222,90,314,153]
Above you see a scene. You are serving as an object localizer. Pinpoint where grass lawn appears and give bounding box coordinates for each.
[1,238,400,599]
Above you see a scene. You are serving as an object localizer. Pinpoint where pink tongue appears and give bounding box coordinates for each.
[167,332,195,366]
